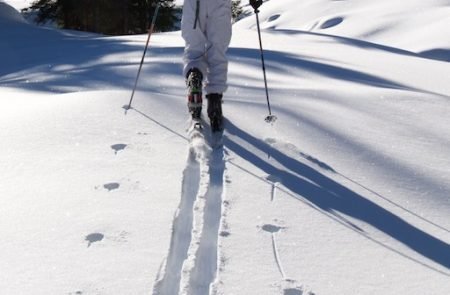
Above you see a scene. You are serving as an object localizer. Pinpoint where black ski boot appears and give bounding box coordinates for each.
[186,68,203,119]
[206,93,223,132]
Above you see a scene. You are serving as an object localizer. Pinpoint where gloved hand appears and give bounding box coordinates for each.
[250,0,263,11]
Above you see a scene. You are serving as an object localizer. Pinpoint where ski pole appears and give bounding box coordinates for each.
[251,1,277,123]
[124,4,160,113]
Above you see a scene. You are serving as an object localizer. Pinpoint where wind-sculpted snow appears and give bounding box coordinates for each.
[236,0,450,58]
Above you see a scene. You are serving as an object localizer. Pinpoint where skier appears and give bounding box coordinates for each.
[181,0,232,131]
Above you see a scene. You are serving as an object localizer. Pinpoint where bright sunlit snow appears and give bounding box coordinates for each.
[1,1,449,294]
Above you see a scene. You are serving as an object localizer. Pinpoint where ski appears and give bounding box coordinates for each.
[209,117,225,149]
[192,119,203,130]
[187,117,224,149]
[210,128,224,149]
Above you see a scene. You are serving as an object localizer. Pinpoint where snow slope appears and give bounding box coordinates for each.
[237,0,450,61]
[1,0,31,10]
[1,1,449,294]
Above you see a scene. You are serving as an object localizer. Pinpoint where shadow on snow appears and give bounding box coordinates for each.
[130,104,450,276]
[0,22,184,93]
[224,119,450,275]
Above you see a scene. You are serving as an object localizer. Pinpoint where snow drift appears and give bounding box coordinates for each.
[237,0,450,61]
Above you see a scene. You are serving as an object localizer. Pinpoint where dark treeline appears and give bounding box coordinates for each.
[29,0,178,35]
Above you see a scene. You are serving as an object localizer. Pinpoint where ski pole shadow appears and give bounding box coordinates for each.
[128,106,189,143]
[283,141,450,235]
[223,120,450,275]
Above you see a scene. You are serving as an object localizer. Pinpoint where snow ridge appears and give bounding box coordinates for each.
[153,122,226,295]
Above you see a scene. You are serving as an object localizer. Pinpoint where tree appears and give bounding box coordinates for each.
[29,0,177,35]
[232,0,243,22]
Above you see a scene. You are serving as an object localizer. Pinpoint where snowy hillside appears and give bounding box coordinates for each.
[237,0,450,61]
[1,1,449,295]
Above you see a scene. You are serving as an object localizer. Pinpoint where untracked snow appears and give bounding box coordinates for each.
[1,1,449,294]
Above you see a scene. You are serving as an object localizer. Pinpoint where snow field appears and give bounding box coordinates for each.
[1,1,450,294]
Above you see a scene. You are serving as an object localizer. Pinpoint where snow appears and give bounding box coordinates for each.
[1,1,449,294]
[1,0,31,10]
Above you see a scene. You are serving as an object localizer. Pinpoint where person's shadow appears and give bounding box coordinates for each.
[223,119,450,275]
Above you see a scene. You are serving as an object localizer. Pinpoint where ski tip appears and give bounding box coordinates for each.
[265,115,277,124]
[194,122,202,129]
[188,119,203,131]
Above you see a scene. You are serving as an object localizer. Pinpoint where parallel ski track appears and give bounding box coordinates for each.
[152,150,200,295]
[187,143,225,295]
[153,121,225,295]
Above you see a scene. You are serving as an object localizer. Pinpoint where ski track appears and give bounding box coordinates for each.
[153,122,225,295]
[152,149,201,295]
[187,144,225,295]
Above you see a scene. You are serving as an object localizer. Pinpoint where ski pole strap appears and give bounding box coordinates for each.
[193,0,200,29]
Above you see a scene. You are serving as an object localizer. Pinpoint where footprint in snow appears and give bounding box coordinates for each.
[267,14,281,22]
[85,233,104,247]
[104,182,120,191]
[264,138,277,145]
[266,175,281,183]
[262,224,285,233]
[280,280,314,295]
[220,231,231,237]
[320,16,344,29]
[111,143,127,154]
[284,288,303,295]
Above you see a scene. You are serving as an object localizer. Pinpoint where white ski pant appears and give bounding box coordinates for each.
[182,0,232,94]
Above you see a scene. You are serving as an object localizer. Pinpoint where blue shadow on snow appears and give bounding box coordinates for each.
[223,119,450,275]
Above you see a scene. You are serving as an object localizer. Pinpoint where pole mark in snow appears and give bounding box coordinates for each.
[262,224,286,279]
[266,175,281,202]
[111,143,127,154]
[271,232,286,279]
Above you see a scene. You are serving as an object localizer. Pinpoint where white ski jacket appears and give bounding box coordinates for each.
[181,0,232,94]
